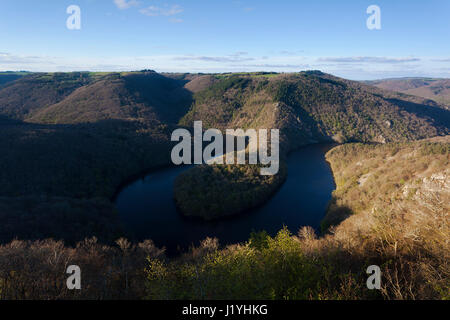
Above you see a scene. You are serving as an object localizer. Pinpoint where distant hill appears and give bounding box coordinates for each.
[0,72,29,87]
[366,77,450,107]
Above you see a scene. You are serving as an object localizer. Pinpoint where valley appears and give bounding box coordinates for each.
[0,70,448,299]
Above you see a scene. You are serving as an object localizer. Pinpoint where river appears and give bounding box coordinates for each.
[115,144,335,254]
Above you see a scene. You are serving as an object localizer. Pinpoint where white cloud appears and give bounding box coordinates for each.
[318,57,421,64]
[0,53,56,65]
[140,5,183,17]
[114,0,139,10]
[174,52,253,63]
[169,18,183,23]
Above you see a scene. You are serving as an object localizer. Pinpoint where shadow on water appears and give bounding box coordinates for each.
[115,143,336,255]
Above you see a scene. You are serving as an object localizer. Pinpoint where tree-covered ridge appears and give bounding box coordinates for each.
[181,71,449,148]
[0,71,192,125]
[174,72,449,221]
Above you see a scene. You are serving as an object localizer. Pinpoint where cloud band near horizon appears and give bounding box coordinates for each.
[0,52,449,81]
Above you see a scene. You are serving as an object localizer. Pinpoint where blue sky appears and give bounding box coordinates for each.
[0,0,449,79]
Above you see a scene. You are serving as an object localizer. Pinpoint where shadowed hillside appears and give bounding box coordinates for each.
[0,71,193,243]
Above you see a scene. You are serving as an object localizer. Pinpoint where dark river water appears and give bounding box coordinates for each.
[115,144,335,254]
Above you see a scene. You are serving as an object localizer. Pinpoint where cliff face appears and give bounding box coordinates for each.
[319,138,449,299]
[324,138,449,230]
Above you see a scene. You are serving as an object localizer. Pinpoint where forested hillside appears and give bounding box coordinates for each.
[174,72,449,218]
